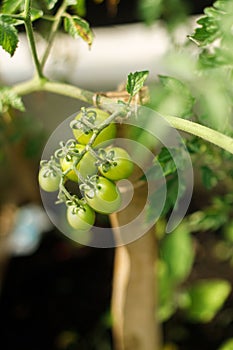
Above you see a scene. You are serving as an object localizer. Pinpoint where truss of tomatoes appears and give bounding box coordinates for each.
[38,108,134,232]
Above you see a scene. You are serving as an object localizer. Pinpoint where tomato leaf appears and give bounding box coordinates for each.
[183,279,231,322]
[201,165,218,190]
[126,70,149,97]
[70,0,86,16]
[157,260,177,321]
[218,338,233,350]
[31,8,44,21]
[150,75,195,118]
[43,0,59,10]
[137,0,162,25]
[2,0,24,14]
[0,88,25,113]
[189,0,232,46]
[160,223,194,284]
[0,15,18,56]
[64,15,93,47]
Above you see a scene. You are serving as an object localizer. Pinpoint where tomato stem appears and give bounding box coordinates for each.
[12,79,233,155]
[23,0,44,79]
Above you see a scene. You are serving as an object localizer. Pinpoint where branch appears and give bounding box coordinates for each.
[12,78,233,155]
[165,116,233,154]
[12,78,109,105]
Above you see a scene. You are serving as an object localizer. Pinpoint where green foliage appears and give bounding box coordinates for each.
[2,0,24,14]
[71,0,86,16]
[181,279,231,322]
[0,14,18,56]
[64,15,94,47]
[160,224,194,284]
[190,0,232,46]
[0,88,25,113]
[190,0,233,69]
[44,0,59,10]
[149,76,195,118]
[157,217,232,323]
[126,70,149,97]
[201,165,218,190]
[146,144,188,222]
[137,0,188,27]
[223,220,233,243]
[218,338,233,350]
[137,0,163,25]
[157,260,177,321]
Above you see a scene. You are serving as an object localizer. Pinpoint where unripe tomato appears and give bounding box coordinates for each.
[98,147,134,181]
[60,144,97,182]
[67,203,95,231]
[72,108,116,147]
[84,176,121,214]
[38,167,61,192]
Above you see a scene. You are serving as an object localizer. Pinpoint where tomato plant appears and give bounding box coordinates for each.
[1,1,233,350]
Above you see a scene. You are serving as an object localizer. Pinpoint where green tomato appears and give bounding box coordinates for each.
[98,147,134,181]
[72,107,116,147]
[60,144,97,182]
[84,176,121,214]
[38,167,61,192]
[67,203,95,231]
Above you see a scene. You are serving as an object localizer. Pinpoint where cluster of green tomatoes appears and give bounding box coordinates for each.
[38,108,134,232]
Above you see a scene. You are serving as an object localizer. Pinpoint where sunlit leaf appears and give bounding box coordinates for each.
[2,0,24,14]
[0,15,18,56]
[31,8,43,21]
[126,71,149,97]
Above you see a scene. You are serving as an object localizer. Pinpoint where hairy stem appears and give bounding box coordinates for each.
[23,0,43,78]
[166,116,233,154]
[41,0,67,69]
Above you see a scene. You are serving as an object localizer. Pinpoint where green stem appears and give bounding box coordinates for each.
[59,179,73,201]
[41,0,67,69]
[165,116,233,154]
[12,79,111,106]
[12,78,233,155]
[23,0,43,78]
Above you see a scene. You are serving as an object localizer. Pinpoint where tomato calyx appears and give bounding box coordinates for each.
[70,107,97,135]
[55,139,84,161]
[94,148,117,172]
[79,175,100,199]
[40,156,62,178]
[66,196,87,213]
